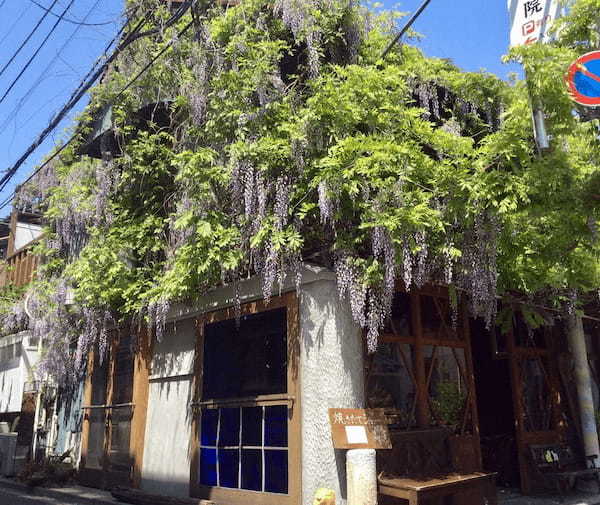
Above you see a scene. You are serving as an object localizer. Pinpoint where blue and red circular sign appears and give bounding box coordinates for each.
[566,51,600,106]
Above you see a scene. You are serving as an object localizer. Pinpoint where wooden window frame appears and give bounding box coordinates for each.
[370,288,480,438]
[190,292,301,505]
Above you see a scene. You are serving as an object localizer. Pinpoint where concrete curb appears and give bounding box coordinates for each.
[0,477,118,505]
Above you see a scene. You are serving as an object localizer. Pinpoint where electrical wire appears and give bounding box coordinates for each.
[0,18,195,212]
[26,0,121,27]
[0,0,114,139]
[0,0,60,81]
[0,0,76,106]
[0,5,34,48]
[0,2,196,205]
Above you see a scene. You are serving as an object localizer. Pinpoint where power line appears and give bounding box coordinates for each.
[0,18,195,212]
[0,4,33,47]
[0,0,110,138]
[0,0,76,106]
[26,0,120,27]
[0,0,60,81]
[0,2,195,203]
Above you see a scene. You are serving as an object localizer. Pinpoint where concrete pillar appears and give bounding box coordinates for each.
[347,449,377,505]
[300,278,365,505]
[566,313,600,462]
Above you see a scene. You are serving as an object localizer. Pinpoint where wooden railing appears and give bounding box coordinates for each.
[0,243,39,289]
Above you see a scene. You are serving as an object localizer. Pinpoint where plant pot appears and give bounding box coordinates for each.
[449,434,481,474]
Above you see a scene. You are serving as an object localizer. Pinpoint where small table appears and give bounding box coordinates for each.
[379,472,497,505]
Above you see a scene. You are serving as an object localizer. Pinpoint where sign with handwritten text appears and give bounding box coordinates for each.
[328,408,392,450]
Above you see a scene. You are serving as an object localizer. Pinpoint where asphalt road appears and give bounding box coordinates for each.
[0,486,99,505]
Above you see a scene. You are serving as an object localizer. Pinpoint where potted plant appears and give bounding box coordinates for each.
[431,381,480,473]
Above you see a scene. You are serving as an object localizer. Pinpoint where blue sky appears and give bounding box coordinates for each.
[0,0,520,217]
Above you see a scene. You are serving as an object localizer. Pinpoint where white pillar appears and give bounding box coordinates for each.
[567,313,600,462]
[300,278,365,505]
[346,449,377,505]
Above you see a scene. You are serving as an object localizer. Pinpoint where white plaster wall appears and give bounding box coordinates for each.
[14,222,42,251]
[0,333,38,413]
[0,357,22,413]
[300,279,364,505]
[140,265,363,502]
[140,318,196,497]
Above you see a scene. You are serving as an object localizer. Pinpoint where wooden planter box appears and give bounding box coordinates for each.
[449,434,481,474]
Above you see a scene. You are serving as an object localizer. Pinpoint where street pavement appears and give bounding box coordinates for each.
[0,478,117,505]
[0,486,88,504]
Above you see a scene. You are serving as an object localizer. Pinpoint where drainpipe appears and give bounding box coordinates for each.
[566,313,600,464]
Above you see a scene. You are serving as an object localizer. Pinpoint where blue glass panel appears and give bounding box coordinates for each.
[264,450,288,494]
[218,449,239,488]
[264,405,287,447]
[241,449,262,491]
[200,409,218,446]
[199,448,217,486]
[219,408,240,447]
[242,407,262,446]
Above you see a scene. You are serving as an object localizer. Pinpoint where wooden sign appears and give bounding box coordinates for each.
[328,408,392,450]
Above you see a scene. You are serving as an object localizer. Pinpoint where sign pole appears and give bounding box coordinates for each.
[509,0,562,152]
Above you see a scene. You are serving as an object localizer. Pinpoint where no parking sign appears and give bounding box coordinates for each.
[566,51,600,107]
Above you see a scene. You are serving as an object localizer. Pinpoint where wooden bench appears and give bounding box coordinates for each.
[379,472,497,505]
[529,444,600,500]
[377,428,497,505]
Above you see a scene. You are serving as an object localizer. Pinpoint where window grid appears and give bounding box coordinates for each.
[199,406,288,493]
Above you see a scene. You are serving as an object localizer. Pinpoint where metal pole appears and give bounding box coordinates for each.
[566,313,600,465]
[532,106,550,151]
[381,0,433,59]
[524,69,550,152]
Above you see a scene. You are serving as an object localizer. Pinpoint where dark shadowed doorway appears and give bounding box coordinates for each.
[470,318,520,489]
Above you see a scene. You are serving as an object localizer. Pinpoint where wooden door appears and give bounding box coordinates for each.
[507,315,563,494]
[80,332,149,489]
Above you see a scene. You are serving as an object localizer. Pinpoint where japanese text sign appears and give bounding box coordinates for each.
[508,0,561,47]
[328,408,392,450]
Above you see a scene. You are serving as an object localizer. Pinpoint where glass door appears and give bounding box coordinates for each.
[507,312,563,494]
[80,334,135,489]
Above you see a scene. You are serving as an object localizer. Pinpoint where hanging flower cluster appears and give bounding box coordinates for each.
[3,0,598,382]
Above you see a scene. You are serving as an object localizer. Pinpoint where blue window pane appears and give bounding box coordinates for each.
[265,405,288,447]
[264,450,288,494]
[218,449,239,488]
[242,407,262,446]
[241,449,262,491]
[199,448,217,486]
[219,408,240,447]
[200,409,218,446]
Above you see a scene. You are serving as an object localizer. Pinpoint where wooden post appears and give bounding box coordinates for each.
[411,292,429,427]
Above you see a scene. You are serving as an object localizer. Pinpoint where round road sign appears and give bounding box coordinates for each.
[566,51,600,107]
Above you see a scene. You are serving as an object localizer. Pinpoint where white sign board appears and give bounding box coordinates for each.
[344,426,369,445]
[508,0,562,47]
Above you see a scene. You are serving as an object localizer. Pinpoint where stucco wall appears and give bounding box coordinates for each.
[140,318,196,497]
[0,334,39,413]
[0,354,22,413]
[139,266,364,504]
[300,279,364,505]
